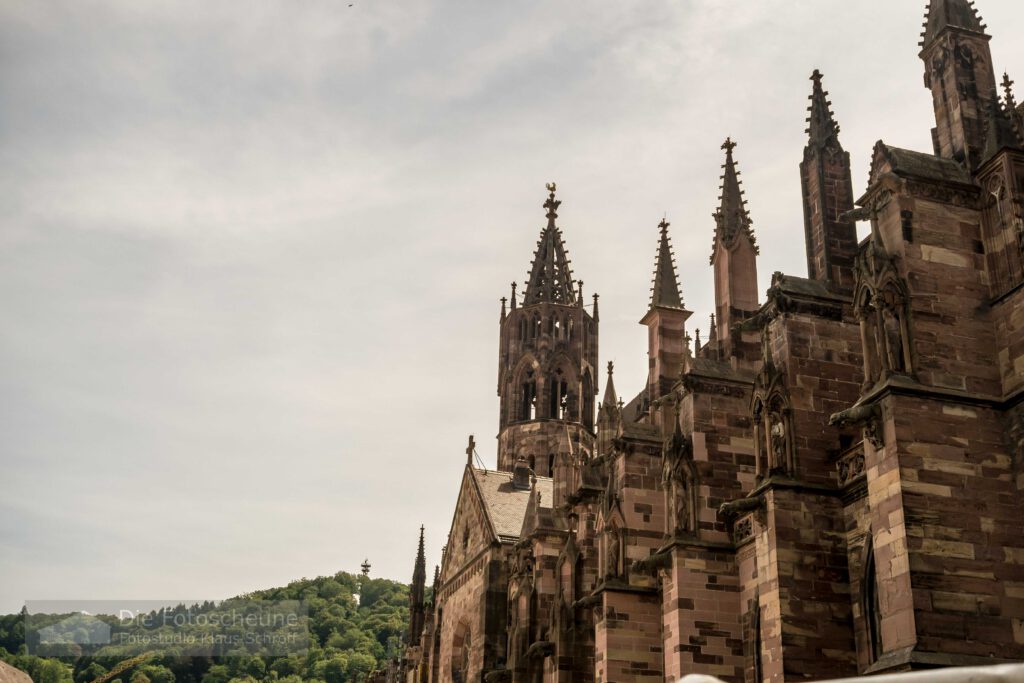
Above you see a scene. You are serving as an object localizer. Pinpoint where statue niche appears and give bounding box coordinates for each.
[752,391,794,479]
[662,427,697,538]
[604,527,622,580]
[853,244,913,388]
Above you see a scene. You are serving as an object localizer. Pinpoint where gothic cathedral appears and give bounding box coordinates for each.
[386,2,1024,681]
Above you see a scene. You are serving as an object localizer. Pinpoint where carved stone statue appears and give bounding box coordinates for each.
[605,529,621,578]
[881,304,904,373]
[672,476,691,534]
[768,412,786,470]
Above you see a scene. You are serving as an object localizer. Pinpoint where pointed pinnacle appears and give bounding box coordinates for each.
[650,217,684,310]
[806,69,841,148]
[712,138,756,253]
[602,360,618,408]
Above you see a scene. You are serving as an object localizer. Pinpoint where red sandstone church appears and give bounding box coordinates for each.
[386,1,1024,681]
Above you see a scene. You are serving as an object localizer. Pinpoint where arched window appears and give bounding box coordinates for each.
[863,539,882,664]
[752,397,765,479]
[547,453,555,477]
[582,371,595,430]
[520,371,537,421]
[548,368,569,419]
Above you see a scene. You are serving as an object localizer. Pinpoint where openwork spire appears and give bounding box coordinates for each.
[920,0,987,49]
[523,183,578,306]
[711,138,757,262]
[602,361,618,408]
[650,218,684,310]
[806,70,841,150]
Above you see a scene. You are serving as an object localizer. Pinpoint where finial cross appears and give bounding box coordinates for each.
[543,182,561,219]
[1003,72,1016,102]
[721,137,736,153]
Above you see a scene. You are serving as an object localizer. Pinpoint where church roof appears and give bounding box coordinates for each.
[872,142,973,184]
[471,468,553,543]
[650,219,684,309]
[981,92,1024,163]
[920,0,987,49]
[523,184,578,306]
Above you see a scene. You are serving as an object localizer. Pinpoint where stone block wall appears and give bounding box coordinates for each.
[888,395,1024,660]
[595,590,663,683]
[661,546,744,682]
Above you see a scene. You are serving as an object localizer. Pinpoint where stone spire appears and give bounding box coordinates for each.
[602,361,618,409]
[408,526,427,645]
[919,0,996,167]
[523,183,577,306]
[711,138,757,263]
[806,69,841,150]
[801,70,857,290]
[709,138,759,362]
[920,0,987,49]
[430,565,440,606]
[650,218,684,310]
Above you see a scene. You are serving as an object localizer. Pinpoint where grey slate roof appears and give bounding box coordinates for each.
[472,468,553,542]
[878,143,972,184]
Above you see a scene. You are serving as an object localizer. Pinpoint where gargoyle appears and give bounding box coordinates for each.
[718,494,765,520]
[828,402,881,427]
[631,551,673,575]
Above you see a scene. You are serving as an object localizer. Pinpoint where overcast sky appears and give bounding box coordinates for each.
[2,0,1023,614]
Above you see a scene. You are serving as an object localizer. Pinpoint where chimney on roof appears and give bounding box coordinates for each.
[512,455,532,490]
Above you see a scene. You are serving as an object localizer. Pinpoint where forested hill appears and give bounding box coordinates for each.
[0,572,411,683]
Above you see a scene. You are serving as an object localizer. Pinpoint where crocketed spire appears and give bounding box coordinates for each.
[920,0,987,49]
[523,183,578,306]
[650,218,684,310]
[806,70,841,150]
[711,138,757,263]
[408,525,427,644]
[602,361,618,409]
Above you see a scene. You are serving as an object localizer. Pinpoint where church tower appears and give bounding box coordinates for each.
[800,70,858,292]
[920,0,997,167]
[496,184,599,475]
[709,139,760,362]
